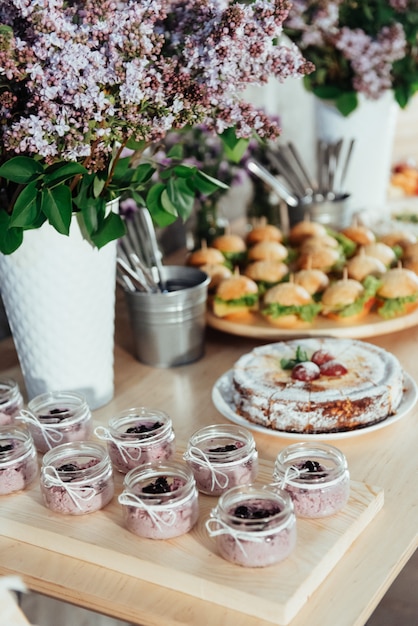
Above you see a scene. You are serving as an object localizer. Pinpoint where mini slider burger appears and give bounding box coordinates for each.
[261,281,322,328]
[246,223,283,246]
[213,273,259,320]
[376,266,418,319]
[321,274,379,322]
[293,268,330,297]
[186,245,226,268]
[244,260,289,294]
[288,219,327,246]
[212,233,247,268]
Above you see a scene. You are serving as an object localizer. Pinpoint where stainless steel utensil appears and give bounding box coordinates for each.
[247,159,299,207]
[136,207,166,292]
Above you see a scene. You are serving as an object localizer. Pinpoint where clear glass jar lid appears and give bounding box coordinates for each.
[23,390,91,427]
[273,442,349,490]
[207,484,295,538]
[119,460,196,507]
[41,441,112,486]
[184,423,256,466]
[0,425,36,468]
[96,407,173,446]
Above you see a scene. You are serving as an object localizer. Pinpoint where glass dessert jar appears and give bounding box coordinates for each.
[118,461,199,539]
[206,485,297,567]
[0,425,38,495]
[272,442,350,518]
[95,407,175,474]
[40,441,114,515]
[19,391,93,453]
[0,377,24,426]
[183,424,258,496]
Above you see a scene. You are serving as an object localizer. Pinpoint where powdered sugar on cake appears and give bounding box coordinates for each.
[232,339,404,433]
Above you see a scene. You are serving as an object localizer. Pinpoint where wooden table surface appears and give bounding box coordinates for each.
[1,290,417,626]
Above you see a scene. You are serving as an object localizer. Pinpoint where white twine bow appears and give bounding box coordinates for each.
[184,446,229,492]
[273,464,314,490]
[118,491,177,532]
[94,426,142,464]
[17,409,64,450]
[42,465,97,511]
[206,514,271,558]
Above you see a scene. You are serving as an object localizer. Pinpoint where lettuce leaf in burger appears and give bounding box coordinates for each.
[262,282,322,328]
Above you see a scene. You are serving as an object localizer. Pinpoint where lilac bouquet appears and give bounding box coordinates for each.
[284,0,418,116]
[0,0,312,254]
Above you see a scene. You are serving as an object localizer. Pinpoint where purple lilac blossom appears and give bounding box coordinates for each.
[0,0,312,167]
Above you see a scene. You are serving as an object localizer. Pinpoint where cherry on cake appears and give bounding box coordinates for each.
[232,338,405,434]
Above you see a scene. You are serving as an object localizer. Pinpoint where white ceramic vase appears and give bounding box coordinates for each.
[0,209,117,410]
[315,90,399,221]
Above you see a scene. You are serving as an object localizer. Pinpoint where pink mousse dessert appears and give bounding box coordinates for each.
[0,378,24,426]
[183,424,258,496]
[206,485,297,567]
[0,426,38,495]
[95,408,175,474]
[118,461,199,539]
[40,441,114,515]
[273,443,350,518]
[20,391,93,453]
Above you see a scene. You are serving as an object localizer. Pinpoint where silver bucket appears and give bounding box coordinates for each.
[286,194,353,230]
[124,266,210,367]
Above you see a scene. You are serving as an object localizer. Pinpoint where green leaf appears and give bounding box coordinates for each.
[9,181,42,228]
[43,162,86,186]
[93,174,106,197]
[336,92,358,117]
[131,163,155,184]
[161,188,180,216]
[167,144,184,159]
[220,127,249,163]
[194,170,228,195]
[41,185,72,234]
[89,212,126,248]
[167,177,195,219]
[146,184,178,227]
[0,211,23,254]
[0,157,44,184]
[125,138,147,151]
[280,345,310,369]
[173,164,196,178]
[79,198,102,234]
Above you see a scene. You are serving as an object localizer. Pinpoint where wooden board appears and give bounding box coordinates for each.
[0,456,383,625]
[206,307,418,340]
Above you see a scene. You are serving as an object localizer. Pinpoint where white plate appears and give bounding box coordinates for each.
[212,370,418,440]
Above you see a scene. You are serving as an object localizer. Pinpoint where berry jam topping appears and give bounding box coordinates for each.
[126,421,163,435]
[0,442,14,453]
[56,462,80,482]
[208,443,239,453]
[57,463,79,472]
[232,503,281,520]
[297,460,328,479]
[142,476,172,494]
[39,407,72,423]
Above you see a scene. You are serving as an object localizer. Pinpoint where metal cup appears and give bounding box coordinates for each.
[124,266,210,367]
[287,193,353,230]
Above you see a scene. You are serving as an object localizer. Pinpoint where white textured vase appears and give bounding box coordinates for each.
[315,91,399,220]
[0,211,117,410]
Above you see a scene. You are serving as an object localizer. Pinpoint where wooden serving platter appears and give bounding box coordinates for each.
[206,306,418,340]
[0,456,383,625]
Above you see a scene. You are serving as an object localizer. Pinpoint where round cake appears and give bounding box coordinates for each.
[232,338,405,433]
